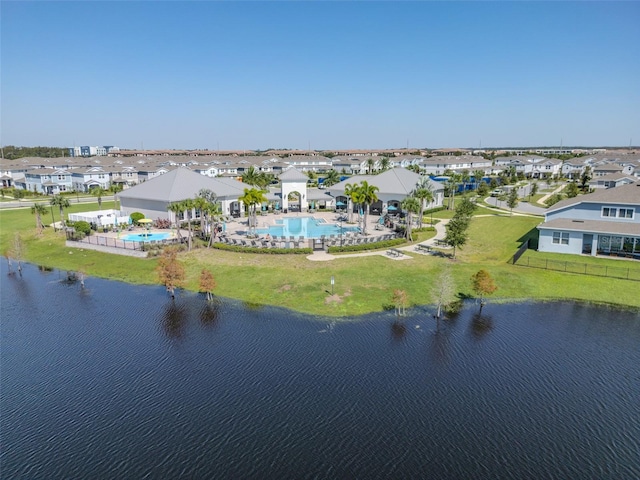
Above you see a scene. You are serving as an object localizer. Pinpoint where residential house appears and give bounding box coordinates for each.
[537,181,640,259]
[588,173,637,190]
[420,155,491,176]
[24,168,73,194]
[530,158,562,178]
[71,167,111,192]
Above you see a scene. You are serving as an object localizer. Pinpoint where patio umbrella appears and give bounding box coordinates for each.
[387,205,397,211]
[138,218,153,231]
[336,201,346,207]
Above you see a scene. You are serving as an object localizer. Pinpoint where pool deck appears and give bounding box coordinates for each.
[70,211,449,262]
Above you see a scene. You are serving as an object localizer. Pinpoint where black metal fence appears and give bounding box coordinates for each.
[511,239,530,265]
[513,255,640,282]
[70,234,185,251]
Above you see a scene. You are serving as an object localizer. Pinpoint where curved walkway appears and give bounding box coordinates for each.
[307,220,450,262]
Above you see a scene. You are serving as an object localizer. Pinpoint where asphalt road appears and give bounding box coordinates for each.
[0,195,115,210]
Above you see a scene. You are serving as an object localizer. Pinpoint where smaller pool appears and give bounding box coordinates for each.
[121,232,171,242]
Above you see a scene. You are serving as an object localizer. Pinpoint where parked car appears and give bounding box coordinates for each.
[490,188,505,197]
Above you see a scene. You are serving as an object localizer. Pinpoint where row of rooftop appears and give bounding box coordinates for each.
[1,151,639,195]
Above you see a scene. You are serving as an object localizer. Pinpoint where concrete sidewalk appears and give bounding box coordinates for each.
[307,219,450,262]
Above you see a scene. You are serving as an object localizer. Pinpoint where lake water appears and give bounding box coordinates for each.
[1,263,639,479]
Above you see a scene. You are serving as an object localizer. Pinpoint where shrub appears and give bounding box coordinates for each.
[71,220,92,236]
[423,206,446,215]
[328,238,406,253]
[213,243,312,255]
[155,218,171,229]
[130,212,145,224]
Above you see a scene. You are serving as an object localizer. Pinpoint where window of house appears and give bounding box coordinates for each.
[618,208,634,219]
[552,231,569,245]
[602,207,617,217]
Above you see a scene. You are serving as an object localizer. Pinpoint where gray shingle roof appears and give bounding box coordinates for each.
[327,168,443,196]
[117,167,248,202]
[546,181,640,214]
[279,167,308,182]
[538,218,640,236]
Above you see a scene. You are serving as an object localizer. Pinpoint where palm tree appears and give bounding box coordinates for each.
[473,170,484,191]
[239,187,267,236]
[50,194,70,227]
[366,158,375,174]
[167,201,185,241]
[401,196,421,241]
[344,183,359,223]
[197,189,220,246]
[31,202,48,235]
[460,170,470,194]
[358,180,379,235]
[182,198,196,251]
[91,186,107,210]
[241,166,260,186]
[412,177,435,228]
[444,174,459,210]
[323,169,340,187]
[381,157,390,171]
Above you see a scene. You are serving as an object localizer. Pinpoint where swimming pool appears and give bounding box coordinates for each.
[120,232,171,242]
[256,217,358,239]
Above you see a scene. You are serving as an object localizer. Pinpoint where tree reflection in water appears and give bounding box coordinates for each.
[470,312,494,339]
[162,300,188,338]
[199,302,219,328]
[390,320,407,342]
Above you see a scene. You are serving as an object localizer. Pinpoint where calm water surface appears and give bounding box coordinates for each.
[1,263,639,479]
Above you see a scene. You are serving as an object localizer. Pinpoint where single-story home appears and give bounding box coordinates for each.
[116,167,250,222]
[326,168,445,214]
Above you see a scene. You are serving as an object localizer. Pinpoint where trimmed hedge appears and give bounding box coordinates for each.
[213,243,312,255]
[423,206,446,215]
[328,238,406,254]
[130,212,145,224]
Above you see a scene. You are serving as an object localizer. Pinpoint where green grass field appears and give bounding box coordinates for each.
[1,203,639,315]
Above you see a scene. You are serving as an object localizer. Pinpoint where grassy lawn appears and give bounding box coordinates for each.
[2,203,639,316]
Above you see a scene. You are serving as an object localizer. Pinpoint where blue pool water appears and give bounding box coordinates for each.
[120,232,171,242]
[256,216,358,238]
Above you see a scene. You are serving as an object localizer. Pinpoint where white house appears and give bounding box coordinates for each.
[537,181,640,259]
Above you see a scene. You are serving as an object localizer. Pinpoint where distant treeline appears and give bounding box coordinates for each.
[2,145,67,159]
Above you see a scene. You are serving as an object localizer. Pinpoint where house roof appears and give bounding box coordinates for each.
[538,218,640,236]
[279,167,308,182]
[327,168,444,197]
[546,181,640,214]
[116,167,248,203]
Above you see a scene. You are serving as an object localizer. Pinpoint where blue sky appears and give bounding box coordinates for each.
[2,1,639,150]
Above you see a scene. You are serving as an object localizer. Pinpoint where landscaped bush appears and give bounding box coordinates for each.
[423,206,446,215]
[213,243,312,255]
[69,220,92,236]
[155,218,171,229]
[412,226,436,233]
[130,212,144,224]
[328,237,406,253]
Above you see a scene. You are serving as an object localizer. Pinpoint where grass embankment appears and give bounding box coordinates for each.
[1,203,639,316]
